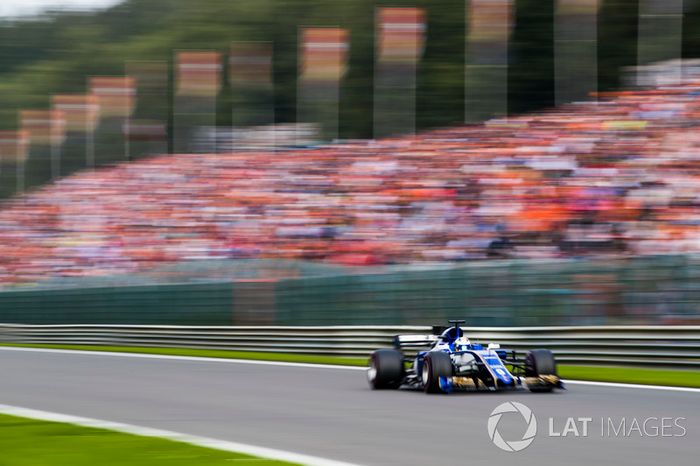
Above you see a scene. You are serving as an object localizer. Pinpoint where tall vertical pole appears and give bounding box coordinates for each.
[554,0,600,106]
[465,0,513,123]
[374,7,426,139]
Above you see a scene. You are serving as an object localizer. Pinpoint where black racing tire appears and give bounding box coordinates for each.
[368,349,404,389]
[525,349,557,393]
[525,349,557,377]
[422,351,453,394]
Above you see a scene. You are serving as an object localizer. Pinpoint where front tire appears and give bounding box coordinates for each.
[525,349,557,393]
[422,351,453,394]
[368,349,404,389]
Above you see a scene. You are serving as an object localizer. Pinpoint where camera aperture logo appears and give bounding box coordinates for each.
[487,401,688,453]
[487,401,537,452]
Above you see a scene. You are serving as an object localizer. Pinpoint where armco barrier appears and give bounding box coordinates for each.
[0,324,698,368]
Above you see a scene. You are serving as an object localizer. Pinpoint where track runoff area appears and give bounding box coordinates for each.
[0,346,697,466]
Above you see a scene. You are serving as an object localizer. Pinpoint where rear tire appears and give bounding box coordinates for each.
[368,349,404,389]
[422,351,453,394]
[525,349,557,393]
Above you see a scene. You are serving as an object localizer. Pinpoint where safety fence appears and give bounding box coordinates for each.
[1,324,698,368]
[1,256,700,326]
[0,282,235,325]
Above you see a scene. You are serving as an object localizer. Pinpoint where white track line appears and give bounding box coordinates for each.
[0,404,363,466]
[1,346,699,393]
[563,379,700,393]
[0,346,367,371]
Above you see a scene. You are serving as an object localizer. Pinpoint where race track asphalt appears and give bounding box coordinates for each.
[0,347,698,466]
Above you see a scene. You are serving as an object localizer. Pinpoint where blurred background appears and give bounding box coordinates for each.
[0,0,699,327]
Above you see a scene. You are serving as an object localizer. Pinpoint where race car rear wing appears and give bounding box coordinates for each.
[392,322,465,352]
[393,334,438,350]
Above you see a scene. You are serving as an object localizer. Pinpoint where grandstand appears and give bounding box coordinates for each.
[1,73,700,287]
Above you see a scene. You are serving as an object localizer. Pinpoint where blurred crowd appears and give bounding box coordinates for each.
[3,77,700,285]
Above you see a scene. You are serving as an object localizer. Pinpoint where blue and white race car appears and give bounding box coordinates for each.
[368,320,563,394]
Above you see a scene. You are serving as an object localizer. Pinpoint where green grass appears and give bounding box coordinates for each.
[558,365,700,389]
[2,343,698,388]
[0,413,295,466]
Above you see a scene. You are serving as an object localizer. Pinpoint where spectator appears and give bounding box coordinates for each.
[3,75,700,285]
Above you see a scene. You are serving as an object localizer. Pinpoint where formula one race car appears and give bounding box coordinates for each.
[367,320,563,394]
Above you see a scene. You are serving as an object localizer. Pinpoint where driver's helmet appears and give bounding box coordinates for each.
[455,335,470,349]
